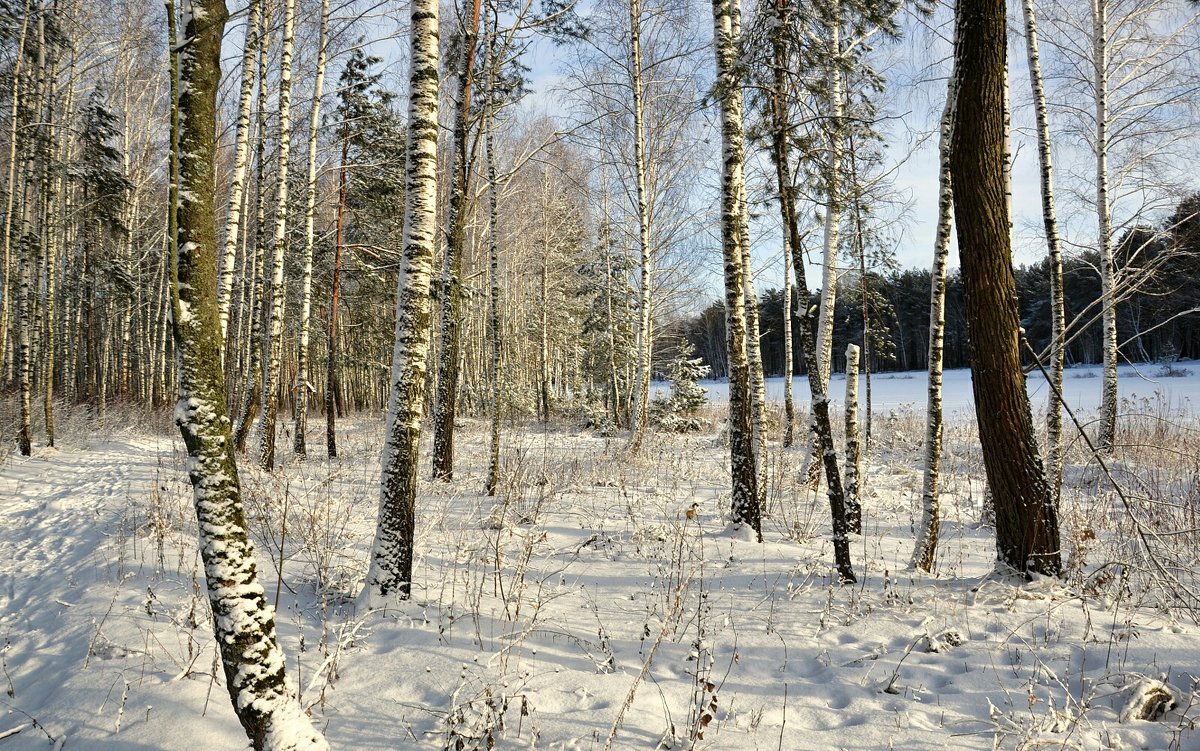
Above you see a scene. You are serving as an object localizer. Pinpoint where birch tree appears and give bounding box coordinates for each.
[912,71,955,573]
[292,0,330,457]
[760,0,855,581]
[256,0,296,470]
[217,0,260,361]
[168,1,328,746]
[1020,0,1066,494]
[363,0,439,604]
[710,0,760,540]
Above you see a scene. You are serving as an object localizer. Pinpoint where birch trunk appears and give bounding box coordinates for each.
[806,9,845,490]
[170,2,328,747]
[233,7,271,451]
[363,0,440,604]
[292,0,329,458]
[711,0,760,539]
[913,75,955,573]
[0,0,30,386]
[1021,0,1066,496]
[218,0,261,360]
[1092,0,1117,453]
[769,0,855,581]
[430,0,483,481]
[257,0,297,471]
[40,29,57,447]
[782,232,794,447]
[627,0,654,455]
[844,343,861,534]
[485,111,502,497]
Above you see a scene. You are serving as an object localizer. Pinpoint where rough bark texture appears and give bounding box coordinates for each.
[431,0,483,481]
[950,0,1061,577]
[710,0,760,540]
[170,2,328,747]
[1021,0,1067,495]
[364,0,439,604]
[913,76,956,573]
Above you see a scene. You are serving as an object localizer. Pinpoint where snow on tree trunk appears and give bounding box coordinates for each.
[170,2,328,747]
[710,0,760,540]
[1092,0,1118,454]
[257,0,297,471]
[363,0,440,604]
[1021,0,1067,496]
[217,0,260,362]
[627,0,654,456]
[913,74,955,573]
[293,0,329,458]
[431,0,483,481]
[950,0,1061,577]
[769,0,855,581]
[843,343,861,534]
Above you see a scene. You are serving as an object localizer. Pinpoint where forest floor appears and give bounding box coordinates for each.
[2,365,1200,750]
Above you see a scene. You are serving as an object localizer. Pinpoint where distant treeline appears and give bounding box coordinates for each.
[674,195,1200,378]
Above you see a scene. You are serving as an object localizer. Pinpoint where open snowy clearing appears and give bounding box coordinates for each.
[2,367,1200,750]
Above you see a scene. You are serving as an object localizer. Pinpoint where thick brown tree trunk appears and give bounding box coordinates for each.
[950,0,1061,577]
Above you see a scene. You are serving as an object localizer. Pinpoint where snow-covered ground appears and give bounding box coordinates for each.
[2,367,1200,750]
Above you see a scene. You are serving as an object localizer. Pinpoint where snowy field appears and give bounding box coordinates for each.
[663,362,1200,417]
[2,365,1200,750]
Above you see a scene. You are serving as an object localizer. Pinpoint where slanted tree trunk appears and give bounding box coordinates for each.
[950,0,1061,577]
[913,73,956,573]
[293,0,329,458]
[627,0,654,455]
[710,0,760,539]
[363,0,439,604]
[170,2,328,748]
[430,0,483,481]
[218,0,261,362]
[769,0,855,581]
[257,0,297,470]
[1021,0,1067,497]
